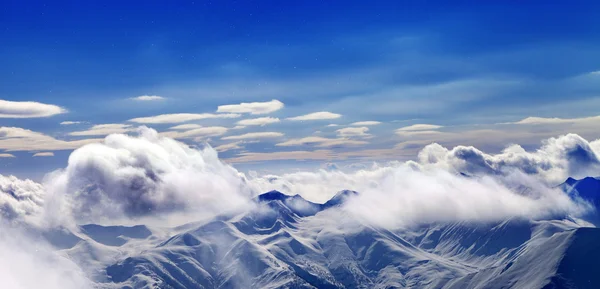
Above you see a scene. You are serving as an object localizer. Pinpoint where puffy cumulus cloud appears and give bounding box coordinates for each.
[130,95,165,101]
[217,99,284,115]
[44,127,253,223]
[351,121,381,126]
[222,132,283,140]
[248,163,589,228]
[0,222,93,289]
[417,133,600,184]
[69,124,133,136]
[129,113,240,124]
[236,117,280,126]
[287,111,341,121]
[33,152,54,157]
[336,126,370,138]
[0,175,45,220]
[0,127,101,152]
[276,136,367,147]
[0,99,66,118]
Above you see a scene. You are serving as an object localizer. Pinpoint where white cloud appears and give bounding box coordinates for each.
[236,117,280,126]
[131,95,166,101]
[396,124,443,131]
[168,124,203,130]
[228,150,334,163]
[514,115,600,125]
[277,136,368,147]
[222,132,284,140]
[0,174,45,220]
[43,127,253,223]
[69,124,133,136]
[336,126,370,137]
[215,141,244,152]
[232,125,246,130]
[326,124,339,127]
[32,152,54,157]
[287,111,342,121]
[351,121,381,126]
[417,133,600,184]
[161,126,228,140]
[60,121,81,125]
[0,154,15,158]
[0,127,101,152]
[0,99,66,118]
[217,99,284,115]
[129,113,240,124]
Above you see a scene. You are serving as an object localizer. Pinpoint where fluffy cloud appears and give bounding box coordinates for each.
[217,99,284,115]
[131,95,165,101]
[69,124,133,136]
[351,121,381,126]
[222,132,284,140]
[336,126,370,137]
[276,136,367,147]
[0,99,66,118]
[248,162,588,228]
[33,152,54,157]
[0,175,44,220]
[129,113,240,124]
[417,134,600,184]
[0,153,15,158]
[287,111,342,121]
[44,127,253,223]
[236,117,280,126]
[0,127,101,152]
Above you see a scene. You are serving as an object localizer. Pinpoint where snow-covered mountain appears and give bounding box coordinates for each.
[35,177,600,289]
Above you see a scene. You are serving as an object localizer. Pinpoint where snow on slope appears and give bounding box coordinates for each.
[40,185,599,289]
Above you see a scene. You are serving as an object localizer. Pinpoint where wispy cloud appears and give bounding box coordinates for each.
[214,141,244,152]
[161,126,229,140]
[0,153,15,158]
[0,99,66,118]
[131,95,166,101]
[236,117,280,126]
[222,132,284,140]
[168,124,203,130]
[0,127,100,152]
[217,99,284,115]
[69,124,133,136]
[351,121,381,126]
[336,126,370,137]
[512,115,600,125]
[129,113,240,124]
[32,152,54,157]
[276,136,367,147]
[287,111,341,121]
[60,121,82,125]
[396,124,443,131]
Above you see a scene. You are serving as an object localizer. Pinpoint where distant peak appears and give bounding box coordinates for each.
[257,190,296,202]
[321,190,359,209]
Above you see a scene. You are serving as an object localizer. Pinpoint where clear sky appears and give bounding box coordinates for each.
[2,1,600,180]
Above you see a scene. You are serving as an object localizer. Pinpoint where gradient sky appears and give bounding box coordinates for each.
[2,1,600,179]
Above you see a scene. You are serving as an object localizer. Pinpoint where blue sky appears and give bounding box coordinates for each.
[2,1,600,179]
